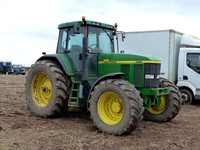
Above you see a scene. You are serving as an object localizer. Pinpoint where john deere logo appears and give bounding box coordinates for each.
[103,59,109,61]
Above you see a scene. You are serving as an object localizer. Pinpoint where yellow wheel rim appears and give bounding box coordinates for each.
[31,72,52,107]
[147,95,167,114]
[97,92,124,125]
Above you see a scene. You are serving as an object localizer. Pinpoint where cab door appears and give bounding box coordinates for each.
[87,26,115,76]
[57,27,83,75]
[183,51,200,97]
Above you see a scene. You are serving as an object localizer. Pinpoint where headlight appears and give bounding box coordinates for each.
[145,74,160,79]
[155,75,160,79]
[145,74,154,79]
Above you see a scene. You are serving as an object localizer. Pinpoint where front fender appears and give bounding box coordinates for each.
[87,72,125,100]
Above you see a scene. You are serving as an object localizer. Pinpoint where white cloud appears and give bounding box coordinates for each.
[0,0,200,66]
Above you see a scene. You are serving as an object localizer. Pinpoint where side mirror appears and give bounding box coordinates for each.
[113,30,116,36]
[122,32,125,41]
[73,23,81,34]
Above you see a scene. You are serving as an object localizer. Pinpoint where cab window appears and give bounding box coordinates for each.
[187,53,200,73]
[57,29,68,53]
[67,28,84,53]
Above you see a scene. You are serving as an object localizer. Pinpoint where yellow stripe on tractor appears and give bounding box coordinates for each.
[98,60,161,64]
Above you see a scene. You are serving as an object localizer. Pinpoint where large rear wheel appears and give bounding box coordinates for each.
[25,60,71,118]
[143,78,182,122]
[89,79,144,135]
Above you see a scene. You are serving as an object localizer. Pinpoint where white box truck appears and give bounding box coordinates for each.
[117,29,200,104]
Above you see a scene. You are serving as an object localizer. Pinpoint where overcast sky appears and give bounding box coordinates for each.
[0,0,200,66]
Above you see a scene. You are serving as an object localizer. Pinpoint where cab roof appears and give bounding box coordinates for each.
[58,20,116,30]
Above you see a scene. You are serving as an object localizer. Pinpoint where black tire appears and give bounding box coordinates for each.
[25,60,71,118]
[143,78,182,122]
[180,89,193,105]
[89,79,144,135]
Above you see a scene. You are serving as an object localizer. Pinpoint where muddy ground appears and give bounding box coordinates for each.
[0,75,200,150]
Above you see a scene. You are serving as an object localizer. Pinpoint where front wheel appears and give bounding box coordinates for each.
[89,79,144,135]
[143,78,182,122]
[180,89,193,105]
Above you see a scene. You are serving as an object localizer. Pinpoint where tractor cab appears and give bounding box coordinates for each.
[57,17,116,77]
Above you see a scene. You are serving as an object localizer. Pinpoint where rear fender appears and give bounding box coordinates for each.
[37,54,74,76]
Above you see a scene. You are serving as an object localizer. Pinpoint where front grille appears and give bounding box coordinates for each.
[133,64,143,86]
[144,63,161,88]
[145,63,160,74]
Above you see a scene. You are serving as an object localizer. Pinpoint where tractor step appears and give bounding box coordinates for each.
[68,102,77,107]
[71,89,79,92]
[70,97,78,99]
[68,77,82,108]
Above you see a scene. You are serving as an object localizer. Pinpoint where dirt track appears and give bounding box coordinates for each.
[0,75,200,150]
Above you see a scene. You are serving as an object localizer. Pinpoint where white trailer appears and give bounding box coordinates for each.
[117,29,200,104]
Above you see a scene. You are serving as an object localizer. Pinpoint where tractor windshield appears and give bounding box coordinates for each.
[88,26,114,53]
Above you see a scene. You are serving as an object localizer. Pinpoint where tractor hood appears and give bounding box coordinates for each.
[98,53,161,63]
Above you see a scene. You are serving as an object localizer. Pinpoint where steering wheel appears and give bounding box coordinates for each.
[88,44,98,51]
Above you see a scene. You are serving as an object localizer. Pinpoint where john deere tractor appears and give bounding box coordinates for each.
[25,17,181,135]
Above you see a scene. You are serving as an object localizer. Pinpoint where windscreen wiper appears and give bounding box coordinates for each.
[103,29,113,44]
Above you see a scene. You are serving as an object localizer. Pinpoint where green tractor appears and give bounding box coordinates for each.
[25,17,181,135]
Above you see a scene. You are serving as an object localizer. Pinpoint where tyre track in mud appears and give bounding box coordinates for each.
[0,75,200,149]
